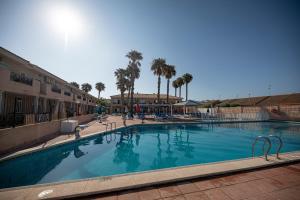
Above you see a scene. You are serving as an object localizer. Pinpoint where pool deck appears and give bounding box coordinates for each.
[79,162,300,200]
[1,116,300,199]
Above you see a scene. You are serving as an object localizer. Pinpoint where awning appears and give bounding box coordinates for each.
[173,100,200,107]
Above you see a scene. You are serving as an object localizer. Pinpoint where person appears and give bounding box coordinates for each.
[122,113,127,127]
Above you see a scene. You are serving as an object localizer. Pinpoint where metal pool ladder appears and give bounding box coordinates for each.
[105,122,117,132]
[252,135,283,160]
[268,135,283,159]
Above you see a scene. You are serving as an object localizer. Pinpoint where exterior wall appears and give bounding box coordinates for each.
[0,48,98,128]
[0,114,95,155]
[198,105,300,121]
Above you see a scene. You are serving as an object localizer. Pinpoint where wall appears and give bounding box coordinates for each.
[0,114,95,155]
[198,105,300,121]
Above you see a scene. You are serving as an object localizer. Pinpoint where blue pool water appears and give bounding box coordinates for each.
[0,122,300,189]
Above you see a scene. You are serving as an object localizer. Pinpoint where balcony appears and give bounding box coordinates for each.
[10,72,33,86]
[51,85,61,94]
[0,68,40,96]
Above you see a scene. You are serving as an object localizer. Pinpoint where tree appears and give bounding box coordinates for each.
[81,83,92,93]
[70,81,79,88]
[172,80,179,97]
[126,50,143,115]
[163,64,176,103]
[182,73,193,101]
[176,77,184,98]
[151,58,166,104]
[115,68,130,113]
[95,82,105,99]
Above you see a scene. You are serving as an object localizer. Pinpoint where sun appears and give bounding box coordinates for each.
[48,5,84,49]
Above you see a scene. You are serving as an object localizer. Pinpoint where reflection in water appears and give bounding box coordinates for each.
[151,130,177,169]
[74,146,85,158]
[113,130,140,171]
[174,129,194,158]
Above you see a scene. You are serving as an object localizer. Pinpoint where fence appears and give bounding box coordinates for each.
[197,105,300,122]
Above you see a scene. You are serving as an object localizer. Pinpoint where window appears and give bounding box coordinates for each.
[64,91,71,96]
[15,98,22,113]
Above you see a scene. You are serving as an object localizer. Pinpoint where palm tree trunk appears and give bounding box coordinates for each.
[98,90,100,99]
[167,79,170,103]
[179,86,181,98]
[121,91,124,113]
[130,79,134,115]
[186,83,188,101]
[127,89,131,106]
[157,75,161,104]
[175,88,177,97]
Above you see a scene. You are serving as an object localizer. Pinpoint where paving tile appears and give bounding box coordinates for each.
[246,179,280,193]
[118,191,140,200]
[267,173,300,189]
[193,179,219,191]
[176,182,199,194]
[204,188,232,200]
[138,187,161,200]
[184,191,210,200]
[221,181,263,200]
[158,185,182,198]
[163,195,186,200]
[268,187,299,200]
[220,173,261,186]
[244,193,274,200]
[93,194,118,200]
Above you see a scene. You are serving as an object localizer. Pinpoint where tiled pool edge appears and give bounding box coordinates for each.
[1,151,300,200]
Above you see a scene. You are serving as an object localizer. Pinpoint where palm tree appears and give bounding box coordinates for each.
[172,80,179,97]
[114,68,130,113]
[163,64,176,103]
[81,83,92,93]
[95,82,105,99]
[70,81,79,88]
[151,58,166,104]
[126,50,143,114]
[176,77,184,98]
[182,73,193,101]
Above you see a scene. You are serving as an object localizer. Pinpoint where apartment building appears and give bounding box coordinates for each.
[0,47,97,128]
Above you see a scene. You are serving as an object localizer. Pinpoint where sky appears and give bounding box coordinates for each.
[0,0,299,100]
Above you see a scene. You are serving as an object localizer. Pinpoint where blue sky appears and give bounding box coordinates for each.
[1,0,299,100]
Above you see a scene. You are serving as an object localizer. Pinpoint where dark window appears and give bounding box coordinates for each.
[64,91,71,96]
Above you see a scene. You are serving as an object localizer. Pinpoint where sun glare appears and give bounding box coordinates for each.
[48,5,84,49]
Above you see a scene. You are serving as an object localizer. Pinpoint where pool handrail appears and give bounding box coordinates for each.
[252,136,272,161]
[268,135,283,159]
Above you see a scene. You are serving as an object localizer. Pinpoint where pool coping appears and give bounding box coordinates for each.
[0,151,300,200]
[1,120,298,162]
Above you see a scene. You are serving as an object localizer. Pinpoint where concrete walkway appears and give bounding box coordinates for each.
[75,162,300,200]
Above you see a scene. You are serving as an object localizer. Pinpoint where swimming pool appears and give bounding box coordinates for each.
[0,122,300,189]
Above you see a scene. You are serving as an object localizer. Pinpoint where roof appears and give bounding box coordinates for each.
[217,93,300,107]
[173,100,200,106]
[111,93,182,100]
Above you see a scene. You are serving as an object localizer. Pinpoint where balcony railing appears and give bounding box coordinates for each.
[64,91,71,96]
[10,72,33,86]
[51,86,61,94]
